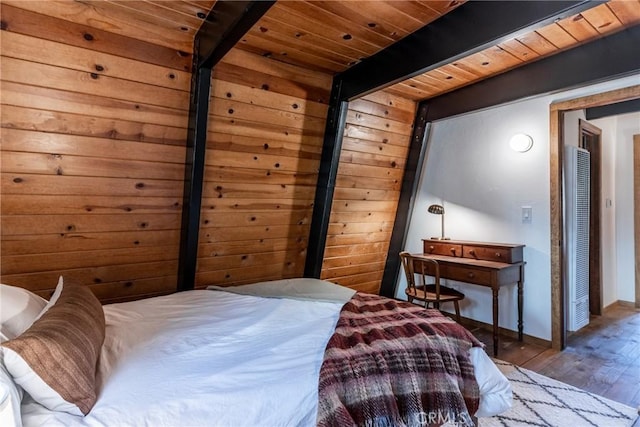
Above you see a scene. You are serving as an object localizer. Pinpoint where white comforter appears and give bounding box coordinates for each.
[20,285,510,426]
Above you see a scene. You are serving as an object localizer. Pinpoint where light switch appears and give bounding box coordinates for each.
[522,206,532,224]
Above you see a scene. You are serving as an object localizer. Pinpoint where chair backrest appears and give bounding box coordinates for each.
[399,252,441,306]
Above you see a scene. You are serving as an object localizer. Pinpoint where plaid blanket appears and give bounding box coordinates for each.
[317,293,482,427]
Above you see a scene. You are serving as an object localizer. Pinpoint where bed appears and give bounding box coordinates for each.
[0,278,511,426]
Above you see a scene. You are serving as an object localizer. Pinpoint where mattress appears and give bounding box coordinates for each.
[16,283,510,426]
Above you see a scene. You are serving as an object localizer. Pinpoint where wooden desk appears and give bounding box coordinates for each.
[414,239,525,356]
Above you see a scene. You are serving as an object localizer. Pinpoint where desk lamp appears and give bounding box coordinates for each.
[427,204,449,240]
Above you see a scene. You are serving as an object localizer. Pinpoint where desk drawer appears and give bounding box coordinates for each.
[442,265,492,286]
[423,242,462,257]
[462,245,523,263]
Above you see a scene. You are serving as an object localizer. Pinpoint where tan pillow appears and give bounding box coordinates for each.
[1,283,105,415]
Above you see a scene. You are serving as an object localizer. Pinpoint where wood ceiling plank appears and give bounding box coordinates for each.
[2,56,189,111]
[342,1,427,34]
[360,91,417,114]
[497,38,541,62]
[557,12,600,42]
[106,0,203,31]
[145,0,211,19]
[606,0,640,25]
[411,72,451,92]
[516,31,559,56]
[289,1,397,47]
[265,3,383,56]
[535,23,578,49]
[580,3,624,34]
[3,0,194,51]
[438,63,485,81]
[257,16,370,60]
[2,31,190,92]
[0,4,192,71]
[419,0,467,16]
[385,1,442,25]
[237,34,346,73]
[384,82,433,102]
[347,99,415,124]
[242,20,358,65]
[422,68,468,92]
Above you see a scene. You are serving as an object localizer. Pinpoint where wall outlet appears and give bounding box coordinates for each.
[522,206,532,224]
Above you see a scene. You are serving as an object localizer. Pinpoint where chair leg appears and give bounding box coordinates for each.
[454,301,461,323]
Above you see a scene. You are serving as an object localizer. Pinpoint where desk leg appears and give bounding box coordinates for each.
[492,287,499,357]
[517,279,524,342]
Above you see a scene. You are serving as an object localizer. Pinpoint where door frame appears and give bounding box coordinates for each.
[549,84,640,351]
[634,134,640,309]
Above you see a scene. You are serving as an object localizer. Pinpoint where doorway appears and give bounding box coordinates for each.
[549,84,640,351]
[578,119,602,316]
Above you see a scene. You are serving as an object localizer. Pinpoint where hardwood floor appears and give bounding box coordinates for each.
[468,303,640,410]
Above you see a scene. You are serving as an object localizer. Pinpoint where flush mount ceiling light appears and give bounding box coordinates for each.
[509,133,534,153]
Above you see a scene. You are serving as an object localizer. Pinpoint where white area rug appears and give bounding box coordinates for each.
[480,360,639,427]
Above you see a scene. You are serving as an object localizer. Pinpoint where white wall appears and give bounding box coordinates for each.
[592,112,640,304]
[395,74,640,341]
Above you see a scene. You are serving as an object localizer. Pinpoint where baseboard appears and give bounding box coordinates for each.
[603,300,639,312]
[456,314,551,348]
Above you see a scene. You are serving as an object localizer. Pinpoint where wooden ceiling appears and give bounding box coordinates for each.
[235,0,640,101]
[3,0,217,53]
[384,0,640,101]
[6,0,638,102]
[236,0,465,73]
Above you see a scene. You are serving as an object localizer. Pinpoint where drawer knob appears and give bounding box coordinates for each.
[467,272,475,278]
[450,248,456,255]
[468,249,476,257]
[429,245,435,252]
[495,252,502,258]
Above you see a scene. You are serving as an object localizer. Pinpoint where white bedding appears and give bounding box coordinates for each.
[18,285,511,426]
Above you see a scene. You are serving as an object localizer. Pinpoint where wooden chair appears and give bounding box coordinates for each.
[399,251,465,322]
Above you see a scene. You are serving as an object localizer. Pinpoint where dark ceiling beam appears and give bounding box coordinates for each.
[337,1,598,101]
[586,98,640,120]
[197,1,275,69]
[424,25,640,122]
[178,1,274,291]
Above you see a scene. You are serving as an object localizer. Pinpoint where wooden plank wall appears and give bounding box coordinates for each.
[0,4,191,302]
[194,48,332,287]
[320,91,417,294]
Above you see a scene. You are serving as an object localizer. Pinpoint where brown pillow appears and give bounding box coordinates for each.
[1,283,105,415]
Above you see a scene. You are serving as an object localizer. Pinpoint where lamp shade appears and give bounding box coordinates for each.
[427,204,444,215]
[427,204,448,240]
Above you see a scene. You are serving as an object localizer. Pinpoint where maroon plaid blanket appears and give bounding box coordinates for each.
[317,293,482,427]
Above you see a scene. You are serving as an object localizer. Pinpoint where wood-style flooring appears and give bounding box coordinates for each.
[468,303,640,410]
